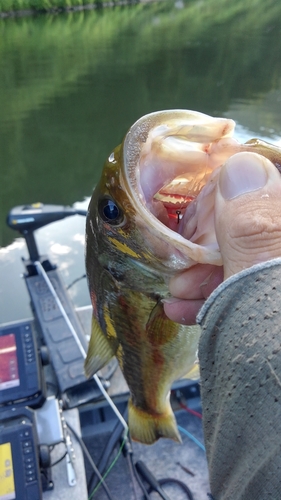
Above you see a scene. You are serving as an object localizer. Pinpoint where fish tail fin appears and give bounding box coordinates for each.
[128,399,181,445]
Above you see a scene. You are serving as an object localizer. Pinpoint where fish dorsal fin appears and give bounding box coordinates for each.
[84,314,116,378]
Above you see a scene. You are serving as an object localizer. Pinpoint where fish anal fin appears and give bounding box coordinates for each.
[128,399,181,445]
[84,314,116,378]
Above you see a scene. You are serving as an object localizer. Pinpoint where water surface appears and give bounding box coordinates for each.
[1,0,281,322]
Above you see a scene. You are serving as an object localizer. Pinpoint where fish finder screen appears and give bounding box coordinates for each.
[0,334,20,391]
[0,443,15,500]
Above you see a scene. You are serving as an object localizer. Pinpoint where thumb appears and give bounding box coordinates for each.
[215,151,281,280]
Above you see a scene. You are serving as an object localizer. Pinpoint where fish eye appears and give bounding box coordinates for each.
[98,197,124,225]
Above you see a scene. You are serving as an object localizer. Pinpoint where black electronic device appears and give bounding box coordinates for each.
[0,407,42,500]
[0,320,45,409]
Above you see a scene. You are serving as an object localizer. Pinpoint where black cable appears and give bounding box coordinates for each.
[66,422,116,500]
[66,274,86,290]
[121,432,153,500]
[87,406,128,492]
[126,453,139,500]
[136,460,171,500]
[129,455,150,500]
[147,478,194,500]
[50,450,67,467]
[126,437,193,500]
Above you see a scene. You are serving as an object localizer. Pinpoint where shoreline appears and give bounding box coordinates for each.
[0,0,162,19]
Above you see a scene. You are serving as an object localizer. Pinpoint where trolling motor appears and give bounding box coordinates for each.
[7,203,87,264]
[6,202,104,409]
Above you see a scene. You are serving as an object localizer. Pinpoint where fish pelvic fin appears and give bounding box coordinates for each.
[128,399,181,445]
[84,314,117,378]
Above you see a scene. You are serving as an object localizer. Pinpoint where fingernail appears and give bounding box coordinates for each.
[219,152,268,200]
[161,297,182,304]
[199,272,213,288]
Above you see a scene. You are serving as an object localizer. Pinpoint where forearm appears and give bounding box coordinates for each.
[197,258,281,500]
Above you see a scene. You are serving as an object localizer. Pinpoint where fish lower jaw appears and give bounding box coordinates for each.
[128,399,181,445]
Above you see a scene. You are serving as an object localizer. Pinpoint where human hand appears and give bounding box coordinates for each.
[164,151,281,325]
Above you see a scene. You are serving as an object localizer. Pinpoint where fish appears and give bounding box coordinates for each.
[84,109,281,444]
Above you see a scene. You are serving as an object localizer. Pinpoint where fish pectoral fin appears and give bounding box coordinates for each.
[146,301,178,344]
[84,314,117,378]
[128,399,181,445]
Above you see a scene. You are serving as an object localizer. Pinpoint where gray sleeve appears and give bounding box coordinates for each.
[197,258,281,500]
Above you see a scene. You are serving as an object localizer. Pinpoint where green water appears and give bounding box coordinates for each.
[1,0,281,322]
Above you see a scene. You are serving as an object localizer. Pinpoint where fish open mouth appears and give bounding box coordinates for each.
[130,111,239,242]
[123,110,281,266]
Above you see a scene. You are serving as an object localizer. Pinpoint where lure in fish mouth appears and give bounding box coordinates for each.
[84,109,281,444]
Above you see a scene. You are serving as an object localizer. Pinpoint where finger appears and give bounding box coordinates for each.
[169,264,223,300]
[163,298,205,325]
[215,152,281,279]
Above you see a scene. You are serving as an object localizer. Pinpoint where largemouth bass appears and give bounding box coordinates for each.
[85,110,281,444]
